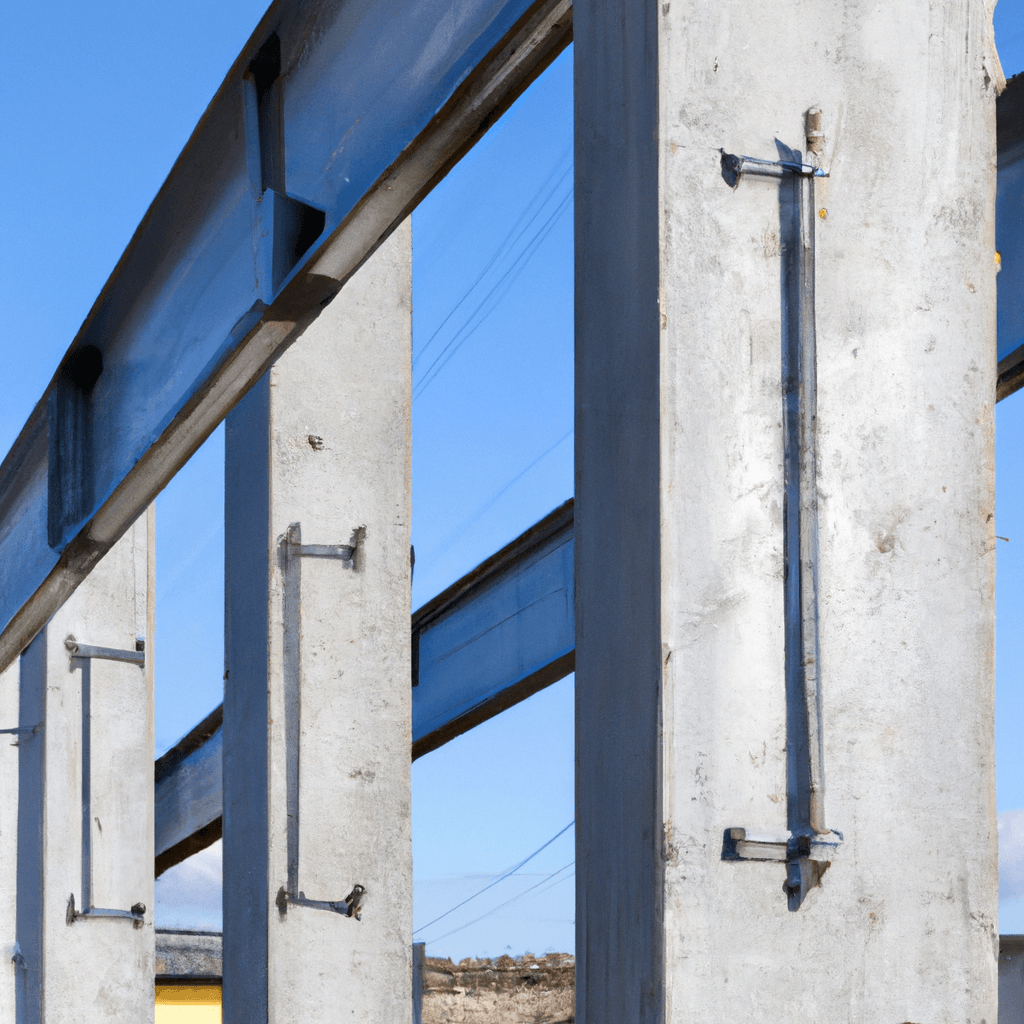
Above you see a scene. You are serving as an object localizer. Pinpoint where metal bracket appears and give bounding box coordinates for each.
[65,636,145,667]
[284,523,356,565]
[66,893,146,929]
[280,522,364,917]
[720,151,827,187]
[0,723,42,736]
[276,884,365,920]
[721,116,841,911]
[65,638,146,928]
[723,828,842,910]
[785,856,829,911]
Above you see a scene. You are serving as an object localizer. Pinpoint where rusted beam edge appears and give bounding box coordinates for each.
[0,0,573,675]
[411,650,575,761]
[412,498,574,639]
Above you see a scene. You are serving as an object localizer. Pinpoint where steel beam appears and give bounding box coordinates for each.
[0,0,572,674]
[153,500,574,875]
[411,497,575,759]
[155,706,224,877]
[998,74,1024,400]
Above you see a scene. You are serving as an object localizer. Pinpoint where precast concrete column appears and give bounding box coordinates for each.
[14,511,154,1024]
[223,221,412,1024]
[0,658,19,1024]
[574,0,1001,1021]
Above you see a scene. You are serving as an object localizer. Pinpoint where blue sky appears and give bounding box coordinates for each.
[3,0,1024,957]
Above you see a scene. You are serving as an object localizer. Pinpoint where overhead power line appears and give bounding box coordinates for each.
[413,188,572,400]
[413,819,574,936]
[423,861,575,945]
[413,144,571,373]
[419,427,573,567]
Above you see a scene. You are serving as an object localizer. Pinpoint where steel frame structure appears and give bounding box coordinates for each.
[0,0,571,674]
[0,1,1021,1019]
[3,0,1023,862]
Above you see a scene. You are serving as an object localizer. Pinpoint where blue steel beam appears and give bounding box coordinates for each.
[0,0,572,672]
[998,74,1024,399]
[411,497,575,758]
[153,500,575,875]
[155,707,225,876]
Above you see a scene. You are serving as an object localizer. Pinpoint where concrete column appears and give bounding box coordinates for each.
[223,221,412,1024]
[0,658,19,1024]
[574,0,1000,1020]
[14,510,154,1023]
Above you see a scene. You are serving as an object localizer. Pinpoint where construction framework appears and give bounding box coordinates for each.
[1,0,1019,1022]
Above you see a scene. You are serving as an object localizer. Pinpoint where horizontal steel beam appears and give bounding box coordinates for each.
[155,706,225,877]
[154,500,575,875]
[411,499,574,758]
[0,0,572,674]
[999,75,1024,399]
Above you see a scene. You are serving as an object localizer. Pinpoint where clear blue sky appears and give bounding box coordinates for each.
[3,0,1024,956]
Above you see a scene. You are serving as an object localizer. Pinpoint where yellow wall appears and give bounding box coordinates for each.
[155,984,222,1024]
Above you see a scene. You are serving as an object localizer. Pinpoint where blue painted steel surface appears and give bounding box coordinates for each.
[155,722,224,864]
[999,77,1024,369]
[412,500,575,753]
[0,0,571,669]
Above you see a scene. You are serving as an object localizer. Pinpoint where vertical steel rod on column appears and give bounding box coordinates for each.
[282,525,303,899]
[63,639,147,924]
[794,167,825,836]
[279,524,362,916]
[720,141,836,907]
[80,660,92,914]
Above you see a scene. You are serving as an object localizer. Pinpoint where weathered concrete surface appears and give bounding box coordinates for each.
[422,953,574,1024]
[575,0,1000,1020]
[223,220,412,1023]
[0,659,18,1023]
[16,512,154,1023]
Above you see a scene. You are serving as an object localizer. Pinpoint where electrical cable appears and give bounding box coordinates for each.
[422,862,575,945]
[418,427,572,568]
[413,146,572,372]
[413,820,574,936]
[413,187,571,400]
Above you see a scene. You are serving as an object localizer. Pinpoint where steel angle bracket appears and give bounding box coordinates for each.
[283,523,356,565]
[66,893,146,929]
[722,828,843,911]
[719,151,828,186]
[65,636,145,667]
[276,884,365,920]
